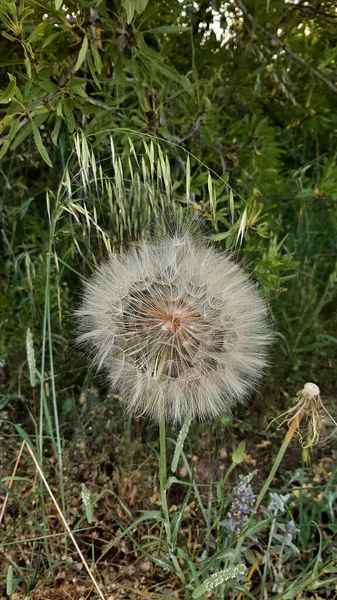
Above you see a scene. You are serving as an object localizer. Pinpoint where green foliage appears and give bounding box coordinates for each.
[0,1,337,594]
[0,0,336,421]
[0,0,335,385]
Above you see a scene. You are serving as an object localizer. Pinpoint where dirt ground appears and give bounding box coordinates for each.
[1,390,336,599]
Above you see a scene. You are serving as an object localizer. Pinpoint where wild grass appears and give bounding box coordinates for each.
[0,131,337,598]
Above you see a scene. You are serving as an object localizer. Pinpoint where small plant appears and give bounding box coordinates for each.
[75,228,270,595]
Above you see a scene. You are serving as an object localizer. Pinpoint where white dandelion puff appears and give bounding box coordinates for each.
[77,233,270,423]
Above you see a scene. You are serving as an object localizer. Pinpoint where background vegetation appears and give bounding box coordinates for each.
[0,0,336,598]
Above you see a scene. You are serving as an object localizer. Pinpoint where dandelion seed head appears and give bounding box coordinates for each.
[303,382,320,397]
[77,233,270,423]
[269,381,337,447]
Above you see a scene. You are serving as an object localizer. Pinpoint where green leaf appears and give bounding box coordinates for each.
[69,79,88,98]
[56,101,63,117]
[0,59,24,67]
[232,440,246,465]
[33,105,49,114]
[63,104,76,132]
[122,0,149,24]
[318,47,337,71]
[75,36,88,72]
[28,22,49,43]
[186,154,190,201]
[122,0,135,23]
[42,32,61,49]
[0,395,11,410]
[241,518,272,538]
[91,41,102,74]
[19,7,34,23]
[136,0,149,10]
[171,482,193,544]
[51,116,62,146]
[24,52,32,79]
[164,476,191,490]
[31,119,53,167]
[0,138,10,160]
[2,32,18,42]
[6,565,13,596]
[0,116,18,159]
[55,0,63,10]
[10,113,48,150]
[137,41,182,84]
[0,73,16,103]
[88,52,101,89]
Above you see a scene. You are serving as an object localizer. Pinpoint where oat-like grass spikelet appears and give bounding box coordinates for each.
[77,232,271,423]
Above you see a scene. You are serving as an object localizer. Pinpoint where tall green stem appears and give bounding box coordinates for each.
[255,417,298,511]
[159,417,170,530]
[232,417,299,564]
[158,417,186,584]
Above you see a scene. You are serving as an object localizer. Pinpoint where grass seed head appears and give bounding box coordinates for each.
[77,233,270,423]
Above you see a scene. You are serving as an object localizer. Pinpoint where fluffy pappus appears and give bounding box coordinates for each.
[77,233,271,423]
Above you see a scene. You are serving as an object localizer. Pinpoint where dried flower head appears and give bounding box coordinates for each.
[270,382,337,447]
[77,233,270,423]
[227,481,256,533]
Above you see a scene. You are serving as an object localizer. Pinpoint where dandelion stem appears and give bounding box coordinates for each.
[159,417,186,584]
[159,417,170,525]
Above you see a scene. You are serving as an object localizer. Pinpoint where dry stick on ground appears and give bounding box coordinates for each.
[24,442,107,600]
[0,440,25,525]
[234,0,337,96]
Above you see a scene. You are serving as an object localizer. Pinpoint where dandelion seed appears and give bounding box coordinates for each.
[77,232,270,423]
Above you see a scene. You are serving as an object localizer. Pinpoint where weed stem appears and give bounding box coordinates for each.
[159,418,186,584]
